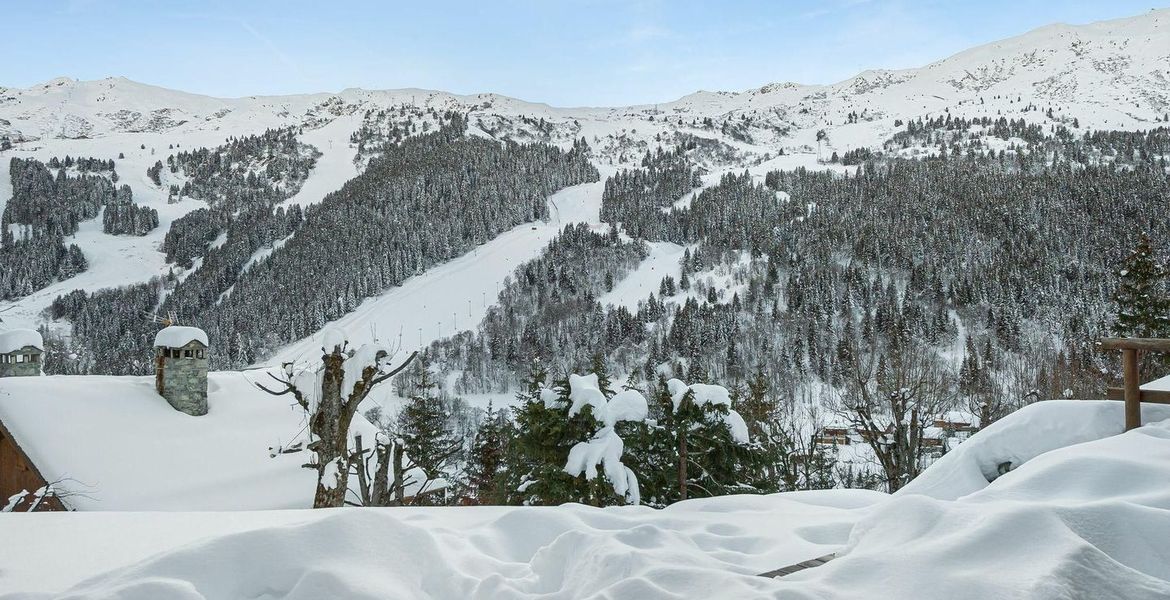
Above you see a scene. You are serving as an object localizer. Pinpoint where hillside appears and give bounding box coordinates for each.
[0,9,1166,363]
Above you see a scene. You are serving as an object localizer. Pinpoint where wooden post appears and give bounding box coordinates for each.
[1123,348,1141,431]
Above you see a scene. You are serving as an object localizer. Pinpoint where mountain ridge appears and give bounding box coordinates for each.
[2,6,1167,146]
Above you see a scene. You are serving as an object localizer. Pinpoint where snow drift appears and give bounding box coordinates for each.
[4,399,1170,599]
[899,400,1170,501]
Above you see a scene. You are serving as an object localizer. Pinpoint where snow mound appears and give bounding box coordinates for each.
[0,329,43,353]
[899,400,1170,501]
[605,389,650,428]
[566,373,606,419]
[784,416,1170,599]
[3,492,883,599]
[563,426,640,504]
[566,376,649,427]
[6,401,1170,599]
[153,326,208,349]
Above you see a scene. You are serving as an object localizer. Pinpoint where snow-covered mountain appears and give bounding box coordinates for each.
[2,8,1167,153]
[0,7,1167,367]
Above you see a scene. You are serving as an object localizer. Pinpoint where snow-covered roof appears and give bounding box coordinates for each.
[0,372,417,510]
[153,326,209,349]
[0,329,43,354]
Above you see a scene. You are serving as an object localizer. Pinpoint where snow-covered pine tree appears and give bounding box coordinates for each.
[1114,233,1170,339]
[644,376,755,503]
[502,360,583,505]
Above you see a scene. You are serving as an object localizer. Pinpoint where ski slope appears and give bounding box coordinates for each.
[266,177,610,366]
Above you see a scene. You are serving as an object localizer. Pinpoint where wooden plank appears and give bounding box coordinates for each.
[1105,388,1170,404]
[1123,348,1141,431]
[758,554,837,579]
[1099,338,1170,352]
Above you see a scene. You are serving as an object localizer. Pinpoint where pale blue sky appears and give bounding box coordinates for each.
[1,1,1164,106]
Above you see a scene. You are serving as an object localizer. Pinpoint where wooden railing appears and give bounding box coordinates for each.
[1099,338,1170,431]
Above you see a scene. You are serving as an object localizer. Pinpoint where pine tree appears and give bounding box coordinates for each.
[463,402,512,505]
[1114,233,1170,338]
[501,360,579,505]
[397,365,462,502]
[648,377,757,503]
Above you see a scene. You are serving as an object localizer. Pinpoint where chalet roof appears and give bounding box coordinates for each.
[0,372,429,510]
[0,329,44,354]
[154,326,209,349]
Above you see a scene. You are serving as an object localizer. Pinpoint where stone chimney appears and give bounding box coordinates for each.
[154,326,209,416]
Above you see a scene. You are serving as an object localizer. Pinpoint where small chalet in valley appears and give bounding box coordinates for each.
[0,329,44,378]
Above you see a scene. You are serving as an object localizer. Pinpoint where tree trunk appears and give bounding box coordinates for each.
[312,350,353,508]
[678,428,688,501]
[392,441,406,506]
[371,439,392,506]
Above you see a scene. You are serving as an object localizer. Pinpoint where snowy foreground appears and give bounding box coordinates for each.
[3,401,1170,599]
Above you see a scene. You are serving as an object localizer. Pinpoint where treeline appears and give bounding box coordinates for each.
[47,156,116,173]
[4,157,116,237]
[0,236,87,300]
[378,357,799,508]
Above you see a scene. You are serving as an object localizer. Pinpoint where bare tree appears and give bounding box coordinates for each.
[351,423,460,507]
[1,476,95,512]
[257,336,416,508]
[834,345,955,492]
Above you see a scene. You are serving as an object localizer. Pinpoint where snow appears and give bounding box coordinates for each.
[0,371,413,511]
[0,490,880,598]
[598,241,687,311]
[539,387,565,409]
[563,426,640,503]
[605,389,650,428]
[0,329,43,353]
[900,400,1170,501]
[1141,373,1170,392]
[666,378,751,443]
[320,326,347,354]
[7,399,1170,598]
[153,325,208,349]
[566,373,606,419]
[787,417,1170,599]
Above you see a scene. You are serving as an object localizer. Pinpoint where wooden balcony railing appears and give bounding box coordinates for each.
[1099,338,1170,431]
